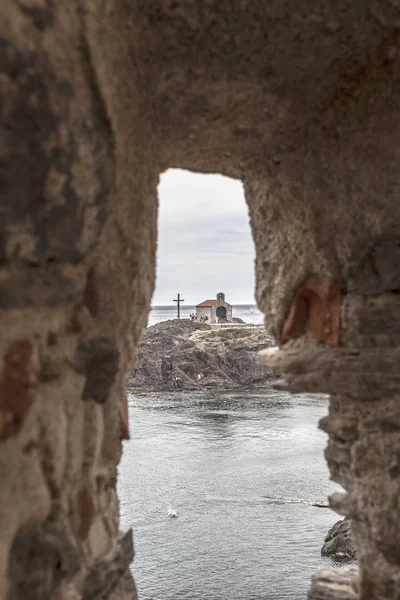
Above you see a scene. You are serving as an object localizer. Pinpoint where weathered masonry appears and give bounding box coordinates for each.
[1,2,400,599]
[196,292,233,323]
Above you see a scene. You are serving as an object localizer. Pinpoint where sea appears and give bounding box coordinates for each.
[118,306,344,600]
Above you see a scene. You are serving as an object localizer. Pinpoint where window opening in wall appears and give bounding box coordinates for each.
[153,169,259,321]
[117,170,341,600]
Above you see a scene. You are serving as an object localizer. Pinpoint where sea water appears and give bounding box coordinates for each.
[118,390,343,600]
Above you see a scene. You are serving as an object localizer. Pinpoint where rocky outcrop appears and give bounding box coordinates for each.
[129,319,276,390]
[321,519,358,562]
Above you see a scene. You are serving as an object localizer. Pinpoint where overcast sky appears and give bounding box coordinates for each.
[153,169,256,306]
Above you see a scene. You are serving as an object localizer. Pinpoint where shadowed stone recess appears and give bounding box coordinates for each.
[75,337,120,403]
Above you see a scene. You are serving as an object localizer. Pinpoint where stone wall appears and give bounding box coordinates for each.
[1,1,400,599]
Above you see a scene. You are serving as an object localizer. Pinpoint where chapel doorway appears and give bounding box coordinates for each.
[216,306,227,319]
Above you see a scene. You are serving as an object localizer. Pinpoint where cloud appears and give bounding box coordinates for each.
[153,169,256,305]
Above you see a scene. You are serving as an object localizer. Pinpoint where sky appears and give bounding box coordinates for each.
[152,169,256,306]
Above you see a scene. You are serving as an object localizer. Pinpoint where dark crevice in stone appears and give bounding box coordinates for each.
[75,337,120,404]
[84,268,101,317]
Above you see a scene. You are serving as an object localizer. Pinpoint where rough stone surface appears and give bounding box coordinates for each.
[0,338,41,439]
[321,518,358,561]
[2,1,400,598]
[308,567,360,600]
[82,529,135,600]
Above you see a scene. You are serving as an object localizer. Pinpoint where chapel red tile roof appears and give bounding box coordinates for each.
[196,300,217,307]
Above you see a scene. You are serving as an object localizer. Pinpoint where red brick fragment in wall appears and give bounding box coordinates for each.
[119,395,130,440]
[77,489,94,539]
[281,276,341,346]
[0,339,41,440]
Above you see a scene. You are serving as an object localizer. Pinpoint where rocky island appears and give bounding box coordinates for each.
[128,319,277,391]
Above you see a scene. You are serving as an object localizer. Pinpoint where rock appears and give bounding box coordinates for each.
[308,567,360,600]
[82,529,134,600]
[128,319,276,391]
[321,518,358,561]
